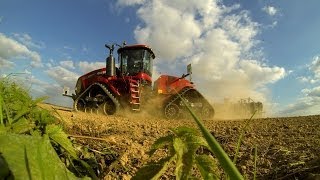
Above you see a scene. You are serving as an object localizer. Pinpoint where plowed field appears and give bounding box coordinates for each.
[42,104,320,180]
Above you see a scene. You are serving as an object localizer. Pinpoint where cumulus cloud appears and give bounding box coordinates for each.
[302,86,320,97]
[297,56,320,84]
[297,76,317,84]
[262,6,278,16]
[280,56,320,116]
[60,60,75,70]
[0,33,42,68]
[13,33,46,49]
[45,66,79,88]
[279,91,320,116]
[239,60,285,87]
[13,74,74,107]
[78,61,105,73]
[117,0,145,6]
[279,97,320,116]
[309,55,320,80]
[0,57,15,68]
[41,61,107,106]
[119,0,286,105]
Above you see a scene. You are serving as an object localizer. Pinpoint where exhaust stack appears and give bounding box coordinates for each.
[105,44,116,77]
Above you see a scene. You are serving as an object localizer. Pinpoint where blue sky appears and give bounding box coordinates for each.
[1,0,320,116]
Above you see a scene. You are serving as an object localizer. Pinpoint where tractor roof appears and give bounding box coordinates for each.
[117,44,155,59]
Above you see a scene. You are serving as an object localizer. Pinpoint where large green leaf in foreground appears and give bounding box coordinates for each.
[0,133,90,180]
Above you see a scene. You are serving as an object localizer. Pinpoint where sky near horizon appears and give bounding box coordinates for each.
[1,0,320,117]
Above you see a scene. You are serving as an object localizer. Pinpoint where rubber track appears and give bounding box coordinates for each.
[164,87,193,111]
[164,87,213,118]
[73,83,120,114]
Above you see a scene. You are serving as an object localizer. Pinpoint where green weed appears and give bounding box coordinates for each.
[133,126,219,180]
[0,78,97,179]
[233,112,256,164]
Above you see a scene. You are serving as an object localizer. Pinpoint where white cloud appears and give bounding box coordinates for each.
[60,60,75,70]
[46,63,52,68]
[78,61,105,73]
[117,0,145,6]
[0,57,15,68]
[239,60,285,87]
[45,66,79,88]
[309,55,320,79]
[279,96,320,116]
[0,33,42,68]
[11,74,75,107]
[13,33,46,49]
[280,56,320,116]
[297,76,317,84]
[63,46,74,51]
[119,0,286,106]
[81,45,89,53]
[262,6,278,16]
[302,86,320,97]
[297,56,320,84]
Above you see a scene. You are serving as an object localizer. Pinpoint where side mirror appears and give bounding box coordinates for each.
[63,86,70,95]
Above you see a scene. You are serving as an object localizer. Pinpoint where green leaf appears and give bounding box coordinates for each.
[173,137,187,179]
[148,134,174,156]
[12,107,30,123]
[24,146,33,180]
[3,104,13,125]
[0,95,4,126]
[39,110,56,125]
[173,129,207,180]
[0,153,13,179]
[32,96,48,106]
[11,117,35,134]
[171,126,200,137]
[30,129,42,137]
[46,125,78,158]
[132,155,175,180]
[0,126,6,134]
[0,133,90,180]
[195,155,219,180]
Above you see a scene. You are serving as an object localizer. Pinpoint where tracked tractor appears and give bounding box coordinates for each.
[64,43,214,119]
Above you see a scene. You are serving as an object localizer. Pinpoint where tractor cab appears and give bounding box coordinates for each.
[117,45,155,78]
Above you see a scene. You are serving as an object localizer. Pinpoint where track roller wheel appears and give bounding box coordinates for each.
[85,107,95,113]
[74,99,86,112]
[165,103,180,119]
[101,100,117,115]
[201,105,215,119]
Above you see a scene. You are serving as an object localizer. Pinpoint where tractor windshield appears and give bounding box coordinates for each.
[119,49,153,77]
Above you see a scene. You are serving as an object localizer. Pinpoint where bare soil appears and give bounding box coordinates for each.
[41,103,320,180]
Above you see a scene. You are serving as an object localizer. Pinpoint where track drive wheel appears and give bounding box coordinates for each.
[165,103,180,119]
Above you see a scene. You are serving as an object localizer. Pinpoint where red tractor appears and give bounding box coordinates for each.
[65,43,214,119]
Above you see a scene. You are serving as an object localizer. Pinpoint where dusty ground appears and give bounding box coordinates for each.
[41,103,320,180]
